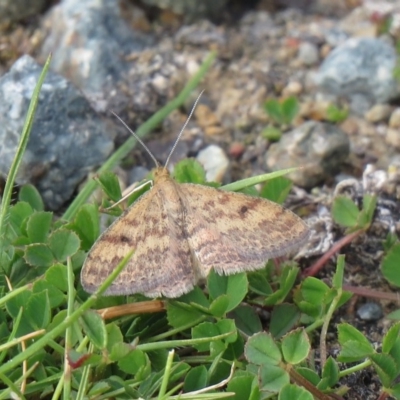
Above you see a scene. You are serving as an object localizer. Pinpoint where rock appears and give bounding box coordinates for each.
[229,142,245,159]
[315,38,400,113]
[389,108,400,129]
[365,104,393,123]
[386,128,400,149]
[0,55,114,210]
[297,42,319,66]
[196,144,229,183]
[39,0,153,112]
[266,121,350,188]
[282,81,303,96]
[0,0,46,24]
[357,302,383,321]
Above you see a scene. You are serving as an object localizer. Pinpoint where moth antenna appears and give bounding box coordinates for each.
[165,89,205,169]
[111,111,160,168]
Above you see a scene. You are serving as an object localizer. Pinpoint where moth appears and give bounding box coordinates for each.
[81,99,309,298]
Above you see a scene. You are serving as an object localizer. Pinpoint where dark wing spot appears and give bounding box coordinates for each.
[239,205,248,215]
[120,235,131,243]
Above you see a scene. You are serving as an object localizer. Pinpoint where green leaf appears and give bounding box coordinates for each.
[245,332,281,366]
[370,353,398,387]
[264,265,298,306]
[166,300,204,330]
[261,126,282,142]
[227,373,260,400]
[383,323,400,354]
[381,243,400,287]
[325,104,348,123]
[173,159,206,184]
[264,99,283,125]
[281,96,299,125]
[48,229,80,261]
[296,367,320,386]
[279,384,313,400]
[70,204,100,250]
[248,271,272,296]
[26,290,51,329]
[191,319,236,352]
[183,365,208,391]
[332,255,345,290]
[322,357,339,387]
[281,329,310,364]
[80,309,107,350]
[209,295,230,318]
[270,303,300,338]
[231,305,262,336]
[338,323,374,348]
[299,277,330,303]
[331,196,360,227]
[25,243,54,267]
[18,184,44,211]
[338,340,375,362]
[32,280,65,309]
[97,171,122,202]
[26,211,53,243]
[118,349,149,376]
[208,270,248,312]
[110,341,131,361]
[106,323,124,354]
[260,177,292,204]
[5,290,31,318]
[357,194,377,228]
[259,364,289,393]
[45,263,68,292]
[8,202,34,235]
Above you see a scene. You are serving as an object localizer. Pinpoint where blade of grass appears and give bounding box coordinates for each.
[62,51,216,221]
[0,54,52,266]
[221,167,299,192]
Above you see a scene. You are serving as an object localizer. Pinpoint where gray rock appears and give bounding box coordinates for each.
[298,42,319,66]
[266,121,350,188]
[0,55,114,210]
[39,0,153,112]
[357,302,383,321]
[0,0,46,24]
[315,38,400,113]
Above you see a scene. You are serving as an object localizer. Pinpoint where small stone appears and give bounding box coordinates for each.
[298,41,319,66]
[282,81,303,96]
[389,108,400,128]
[195,104,220,128]
[365,104,392,123]
[320,44,332,59]
[229,142,245,159]
[204,126,225,136]
[357,302,383,321]
[197,144,229,183]
[266,121,350,188]
[386,128,400,149]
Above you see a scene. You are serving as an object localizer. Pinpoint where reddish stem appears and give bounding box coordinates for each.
[302,230,362,277]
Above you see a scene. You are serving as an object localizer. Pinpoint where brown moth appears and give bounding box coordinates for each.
[81,100,309,298]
